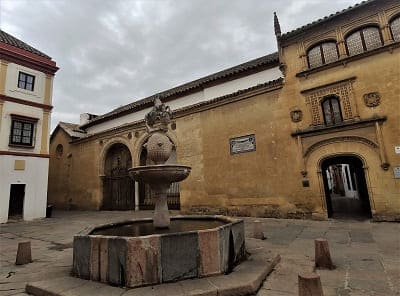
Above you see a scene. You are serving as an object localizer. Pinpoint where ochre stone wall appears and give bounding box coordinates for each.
[49,130,102,210]
[48,130,73,209]
[176,88,319,219]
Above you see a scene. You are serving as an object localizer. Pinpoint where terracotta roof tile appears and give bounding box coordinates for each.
[0,29,51,59]
[59,122,86,138]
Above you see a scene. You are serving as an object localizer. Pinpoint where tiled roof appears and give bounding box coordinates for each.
[281,0,375,39]
[0,29,51,59]
[71,78,284,142]
[81,52,279,128]
[176,78,284,115]
[56,122,86,139]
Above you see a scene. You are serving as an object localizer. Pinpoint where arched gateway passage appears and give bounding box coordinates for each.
[102,143,135,210]
[321,155,371,219]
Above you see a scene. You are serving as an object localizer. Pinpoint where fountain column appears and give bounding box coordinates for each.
[134,181,139,211]
[129,98,191,228]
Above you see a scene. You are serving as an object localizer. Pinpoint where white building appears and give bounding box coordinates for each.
[0,30,58,223]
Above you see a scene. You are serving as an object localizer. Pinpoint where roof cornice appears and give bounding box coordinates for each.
[0,42,58,75]
[72,78,284,144]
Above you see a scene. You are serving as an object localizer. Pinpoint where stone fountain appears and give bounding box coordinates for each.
[72,99,246,288]
[128,97,190,228]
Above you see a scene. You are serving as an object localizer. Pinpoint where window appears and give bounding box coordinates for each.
[346,26,382,56]
[10,117,36,146]
[18,72,35,91]
[307,42,339,68]
[322,96,342,125]
[56,144,64,158]
[390,16,400,42]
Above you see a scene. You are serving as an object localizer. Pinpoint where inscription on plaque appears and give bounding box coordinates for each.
[230,134,256,155]
[394,167,400,179]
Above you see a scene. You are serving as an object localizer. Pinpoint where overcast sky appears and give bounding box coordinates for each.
[0,0,360,131]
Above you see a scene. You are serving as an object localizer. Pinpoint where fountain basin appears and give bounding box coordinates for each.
[72,216,245,288]
[128,165,191,184]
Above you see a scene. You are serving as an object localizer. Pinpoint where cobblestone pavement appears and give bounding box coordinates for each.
[0,211,399,296]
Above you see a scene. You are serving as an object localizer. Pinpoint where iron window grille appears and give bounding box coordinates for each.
[390,16,400,42]
[18,72,35,91]
[307,41,339,68]
[10,119,35,146]
[345,26,383,56]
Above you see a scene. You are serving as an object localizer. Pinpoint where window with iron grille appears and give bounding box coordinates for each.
[322,96,342,126]
[346,26,382,56]
[307,42,339,68]
[18,72,35,91]
[390,16,400,42]
[10,119,35,146]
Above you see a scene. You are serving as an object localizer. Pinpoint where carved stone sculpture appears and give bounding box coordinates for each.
[363,92,381,107]
[290,109,303,122]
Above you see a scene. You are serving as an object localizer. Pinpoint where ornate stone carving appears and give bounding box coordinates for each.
[363,92,381,107]
[304,136,378,158]
[302,78,356,126]
[290,110,303,122]
[145,97,173,132]
[145,132,173,165]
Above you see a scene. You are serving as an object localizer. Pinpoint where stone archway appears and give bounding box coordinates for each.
[305,140,379,219]
[102,143,135,210]
[320,155,372,219]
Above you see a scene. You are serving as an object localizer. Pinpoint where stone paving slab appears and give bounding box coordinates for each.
[25,252,280,296]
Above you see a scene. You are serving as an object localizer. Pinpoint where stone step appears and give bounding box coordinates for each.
[26,253,280,296]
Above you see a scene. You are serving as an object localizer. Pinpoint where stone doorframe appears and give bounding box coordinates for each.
[98,137,135,209]
[305,142,379,219]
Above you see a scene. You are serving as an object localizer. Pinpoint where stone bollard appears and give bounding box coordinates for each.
[253,220,265,240]
[314,238,335,269]
[298,272,324,296]
[15,241,32,265]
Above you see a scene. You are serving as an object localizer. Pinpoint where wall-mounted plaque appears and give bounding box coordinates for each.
[230,134,256,155]
[394,167,400,179]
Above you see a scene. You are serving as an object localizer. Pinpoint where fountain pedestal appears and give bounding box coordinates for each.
[129,164,191,228]
[153,185,169,228]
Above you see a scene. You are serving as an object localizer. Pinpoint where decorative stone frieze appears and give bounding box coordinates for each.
[301,77,356,126]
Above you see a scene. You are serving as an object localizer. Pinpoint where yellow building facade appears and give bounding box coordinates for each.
[49,0,400,221]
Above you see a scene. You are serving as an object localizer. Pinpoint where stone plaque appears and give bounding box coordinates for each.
[394,167,400,179]
[230,134,256,155]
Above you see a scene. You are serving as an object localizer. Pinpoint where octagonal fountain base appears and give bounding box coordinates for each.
[72,216,245,288]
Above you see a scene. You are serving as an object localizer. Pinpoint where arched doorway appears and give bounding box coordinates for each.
[138,147,180,210]
[102,143,135,210]
[321,155,371,219]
